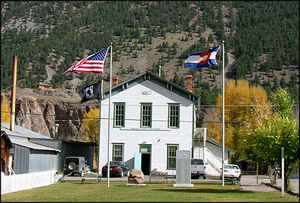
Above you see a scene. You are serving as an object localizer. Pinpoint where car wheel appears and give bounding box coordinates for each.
[203,175,207,179]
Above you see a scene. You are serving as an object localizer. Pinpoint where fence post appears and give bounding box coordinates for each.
[281,147,284,198]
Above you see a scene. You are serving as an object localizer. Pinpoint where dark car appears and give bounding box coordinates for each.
[63,156,88,176]
[102,161,130,177]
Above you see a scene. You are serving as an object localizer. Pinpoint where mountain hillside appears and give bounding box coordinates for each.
[1,1,299,140]
[1,1,299,102]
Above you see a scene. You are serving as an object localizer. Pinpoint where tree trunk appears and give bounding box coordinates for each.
[284,167,292,192]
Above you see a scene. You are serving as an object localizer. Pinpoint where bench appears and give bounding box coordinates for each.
[80,173,101,184]
[149,169,169,183]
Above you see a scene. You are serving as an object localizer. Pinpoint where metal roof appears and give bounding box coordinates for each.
[9,136,60,152]
[193,128,234,153]
[1,122,52,140]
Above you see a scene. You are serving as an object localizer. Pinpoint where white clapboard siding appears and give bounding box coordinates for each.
[99,80,195,175]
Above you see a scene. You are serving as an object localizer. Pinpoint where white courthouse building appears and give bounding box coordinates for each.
[99,72,198,175]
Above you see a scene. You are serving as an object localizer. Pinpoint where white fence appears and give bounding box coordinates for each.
[1,170,61,195]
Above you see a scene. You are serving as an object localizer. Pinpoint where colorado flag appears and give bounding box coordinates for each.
[184,45,221,68]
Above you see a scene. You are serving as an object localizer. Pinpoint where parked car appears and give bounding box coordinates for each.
[63,156,88,176]
[102,161,130,177]
[191,159,207,179]
[221,164,241,181]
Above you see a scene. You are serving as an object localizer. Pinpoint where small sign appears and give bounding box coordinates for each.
[142,91,151,95]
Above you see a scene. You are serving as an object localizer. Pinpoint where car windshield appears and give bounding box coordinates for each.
[233,165,240,169]
[65,158,79,165]
[109,161,122,166]
[224,165,240,169]
[191,159,204,165]
[224,165,234,169]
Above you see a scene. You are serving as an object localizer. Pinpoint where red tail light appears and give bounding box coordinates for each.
[112,167,121,171]
[103,167,108,171]
[224,170,229,172]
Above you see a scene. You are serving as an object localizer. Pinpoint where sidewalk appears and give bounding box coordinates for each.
[262,177,299,195]
[240,175,299,195]
[240,175,278,192]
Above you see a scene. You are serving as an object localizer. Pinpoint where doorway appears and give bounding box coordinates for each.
[141,153,151,175]
[140,144,151,175]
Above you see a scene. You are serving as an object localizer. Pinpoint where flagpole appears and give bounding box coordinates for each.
[221,40,225,186]
[98,80,103,179]
[107,43,112,188]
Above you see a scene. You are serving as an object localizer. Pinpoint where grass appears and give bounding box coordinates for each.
[2,181,299,202]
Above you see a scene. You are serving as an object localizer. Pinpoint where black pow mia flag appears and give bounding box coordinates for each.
[80,81,102,103]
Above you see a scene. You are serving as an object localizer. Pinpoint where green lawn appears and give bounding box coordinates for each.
[2,181,299,202]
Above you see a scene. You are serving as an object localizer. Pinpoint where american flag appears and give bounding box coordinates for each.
[64,47,110,74]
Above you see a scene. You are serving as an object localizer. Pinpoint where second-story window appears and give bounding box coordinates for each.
[140,103,152,128]
[114,103,125,128]
[168,103,180,128]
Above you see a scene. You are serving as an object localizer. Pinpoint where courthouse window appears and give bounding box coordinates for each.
[168,104,180,128]
[112,144,124,162]
[167,144,178,170]
[114,103,125,128]
[140,103,152,128]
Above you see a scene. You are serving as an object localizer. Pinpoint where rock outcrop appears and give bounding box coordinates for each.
[3,92,97,141]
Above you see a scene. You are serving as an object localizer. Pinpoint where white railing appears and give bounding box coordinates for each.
[1,170,61,195]
[205,148,223,176]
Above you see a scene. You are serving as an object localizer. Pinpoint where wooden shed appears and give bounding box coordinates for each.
[1,130,12,175]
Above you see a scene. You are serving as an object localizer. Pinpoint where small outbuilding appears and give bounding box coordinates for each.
[1,130,12,175]
[1,122,60,175]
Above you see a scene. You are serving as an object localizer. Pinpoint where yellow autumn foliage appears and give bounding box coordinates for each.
[1,93,10,123]
[207,80,273,157]
[82,108,100,169]
[82,108,100,143]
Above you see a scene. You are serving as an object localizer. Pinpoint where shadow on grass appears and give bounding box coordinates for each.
[72,182,101,185]
[152,188,254,194]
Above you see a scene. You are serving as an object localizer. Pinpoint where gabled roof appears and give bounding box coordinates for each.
[102,71,198,102]
[9,136,60,152]
[193,128,234,153]
[1,123,60,152]
[1,122,52,140]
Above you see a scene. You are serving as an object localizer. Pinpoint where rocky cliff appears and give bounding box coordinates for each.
[2,88,98,141]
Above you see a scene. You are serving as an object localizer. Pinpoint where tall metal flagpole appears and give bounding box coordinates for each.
[107,43,112,188]
[221,40,225,186]
[98,80,103,179]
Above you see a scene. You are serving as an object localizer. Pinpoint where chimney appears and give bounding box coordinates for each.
[112,76,118,86]
[185,75,193,93]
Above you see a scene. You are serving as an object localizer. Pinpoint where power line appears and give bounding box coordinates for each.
[1,110,246,124]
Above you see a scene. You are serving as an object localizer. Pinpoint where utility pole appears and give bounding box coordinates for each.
[10,56,18,132]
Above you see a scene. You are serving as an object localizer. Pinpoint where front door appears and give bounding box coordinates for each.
[140,144,151,175]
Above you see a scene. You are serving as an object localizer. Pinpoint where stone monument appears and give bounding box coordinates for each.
[173,150,194,187]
